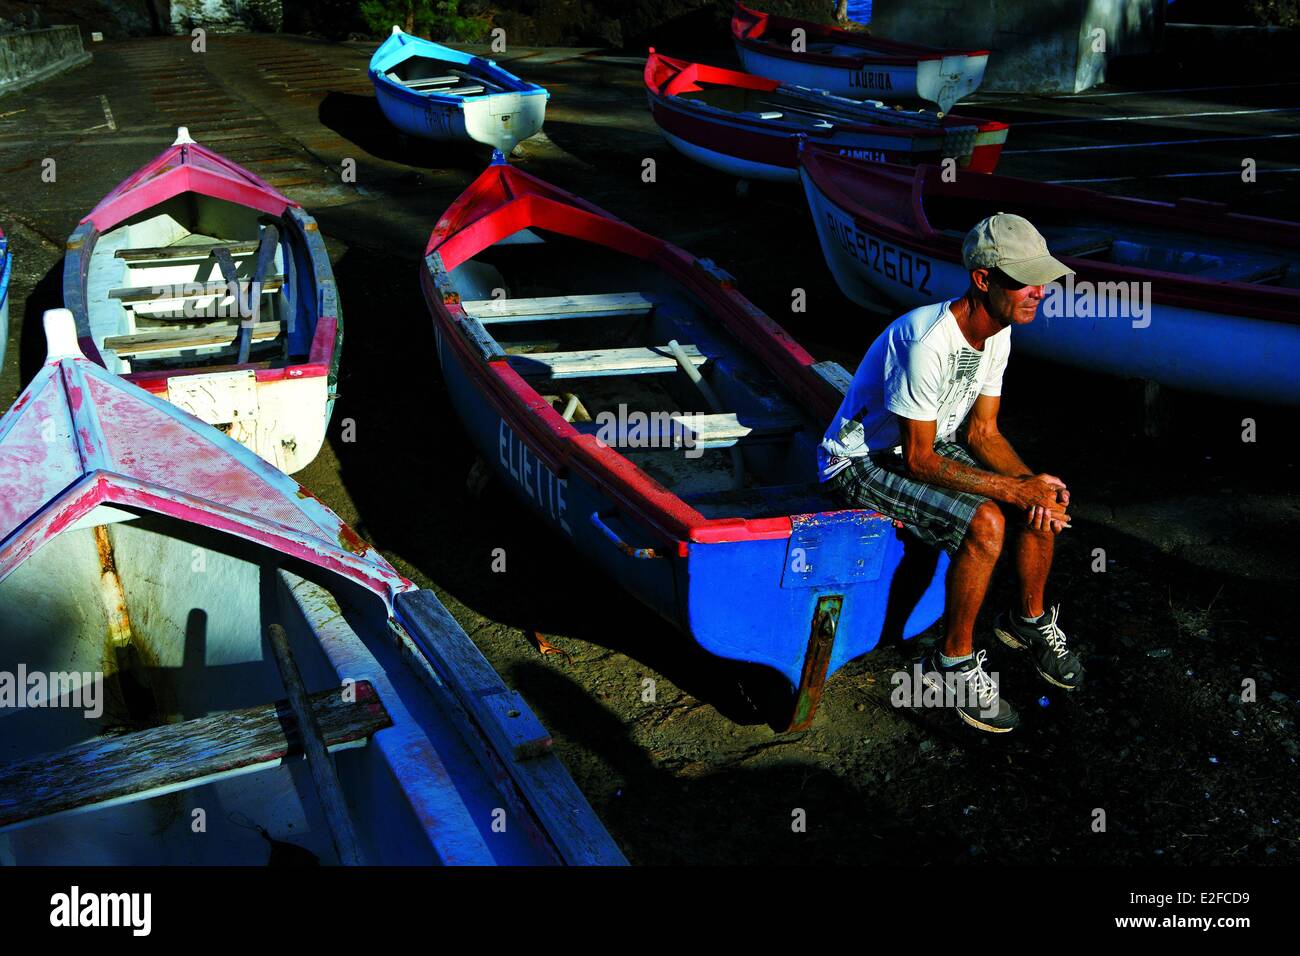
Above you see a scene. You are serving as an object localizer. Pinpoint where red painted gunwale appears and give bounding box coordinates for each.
[800,145,1300,326]
[732,2,989,68]
[424,163,853,550]
[644,50,1007,173]
[0,336,411,604]
[72,137,337,386]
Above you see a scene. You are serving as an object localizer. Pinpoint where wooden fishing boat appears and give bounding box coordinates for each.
[732,2,988,114]
[645,49,1006,182]
[0,309,626,866]
[62,128,341,475]
[0,224,9,371]
[369,26,548,153]
[421,154,949,731]
[798,144,1300,405]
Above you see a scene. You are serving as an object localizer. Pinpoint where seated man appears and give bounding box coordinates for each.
[821,213,1084,733]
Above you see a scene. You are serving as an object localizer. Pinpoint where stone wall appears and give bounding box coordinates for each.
[0,24,91,97]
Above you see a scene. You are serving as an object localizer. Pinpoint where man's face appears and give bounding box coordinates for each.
[977,268,1046,327]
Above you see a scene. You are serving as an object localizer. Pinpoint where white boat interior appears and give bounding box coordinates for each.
[0,511,541,864]
[86,194,302,376]
[383,56,506,97]
[448,230,837,520]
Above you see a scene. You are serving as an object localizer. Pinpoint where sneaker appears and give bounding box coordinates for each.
[994,605,1085,690]
[919,648,1020,733]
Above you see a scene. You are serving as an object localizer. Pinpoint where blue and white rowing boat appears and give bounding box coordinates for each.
[0,310,625,866]
[369,26,549,153]
[799,144,1300,405]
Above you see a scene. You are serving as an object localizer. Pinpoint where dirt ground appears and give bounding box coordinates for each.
[1,34,1296,865]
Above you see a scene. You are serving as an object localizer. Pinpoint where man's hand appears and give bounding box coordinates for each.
[1017,473,1070,532]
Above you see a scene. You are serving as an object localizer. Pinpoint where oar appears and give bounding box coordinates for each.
[265,623,364,866]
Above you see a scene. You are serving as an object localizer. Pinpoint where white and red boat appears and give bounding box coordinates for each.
[732,2,988,114]
[645,49,1006,181]
[799,144,1300,405]
[0,310,625,865]
[63,128,342,474]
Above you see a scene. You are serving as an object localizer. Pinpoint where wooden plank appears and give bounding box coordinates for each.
[675,411,799,445]
[444,84,486,96]
[508,344,707,379]
[576,410,801,448]
[811,359,853,396]
[0,683,391,831]
[393,590,627,866]
[401,74,459,89]
[104,321,281,356]
[464,292,655,324]
[115,241,260,262]
[109,276,285,304]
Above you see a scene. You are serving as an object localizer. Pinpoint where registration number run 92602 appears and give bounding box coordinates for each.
[826,213,933,295]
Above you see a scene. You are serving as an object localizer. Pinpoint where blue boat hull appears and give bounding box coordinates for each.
[433,324,949,692]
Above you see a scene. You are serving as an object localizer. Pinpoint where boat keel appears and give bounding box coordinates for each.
[785,594,843,732]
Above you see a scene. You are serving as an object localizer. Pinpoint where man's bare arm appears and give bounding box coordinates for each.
[897,414,1065,516]
[964,394,1033,478]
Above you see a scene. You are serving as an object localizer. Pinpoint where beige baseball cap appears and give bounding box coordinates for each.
[962,213,1074,286]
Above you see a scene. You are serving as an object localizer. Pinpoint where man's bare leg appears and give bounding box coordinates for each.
[1010,510,1054,619]
[940,501,1005,657]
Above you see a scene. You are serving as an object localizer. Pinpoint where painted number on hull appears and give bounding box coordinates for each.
[825,212,932,295]
[499,420,571,535]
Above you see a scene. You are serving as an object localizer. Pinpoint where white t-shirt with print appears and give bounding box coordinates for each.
[818,301,1010,480]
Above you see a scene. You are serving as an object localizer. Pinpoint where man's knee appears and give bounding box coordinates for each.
[965,501,1005,556]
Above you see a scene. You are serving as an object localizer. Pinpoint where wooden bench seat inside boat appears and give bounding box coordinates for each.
[574,410,801,448]
[392,73,459,89]
[114,240,262,262]
[463,292,656,324]
[445,85,487,97]
[103,321,282,357]
[109,276,285,306]
[508,344,707,379]
[0,682,390,831]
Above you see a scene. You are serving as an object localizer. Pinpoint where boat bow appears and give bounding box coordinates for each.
[0,309,409,603]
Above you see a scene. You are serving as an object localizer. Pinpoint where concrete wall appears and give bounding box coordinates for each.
[0,25,91,98]
[869,0,1162,95]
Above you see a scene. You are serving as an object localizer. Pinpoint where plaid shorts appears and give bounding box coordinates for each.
[829,439,989,556]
